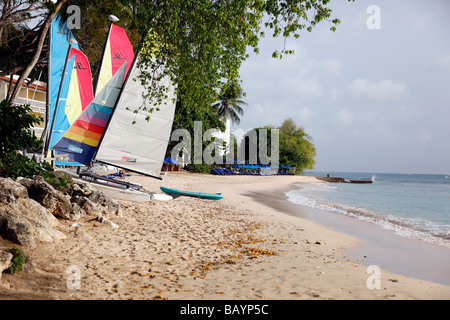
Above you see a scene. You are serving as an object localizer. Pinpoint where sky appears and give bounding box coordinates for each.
[234,0,450,175]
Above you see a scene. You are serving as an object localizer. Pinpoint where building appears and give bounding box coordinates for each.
[0,75,47,138]
[211,118,232,157]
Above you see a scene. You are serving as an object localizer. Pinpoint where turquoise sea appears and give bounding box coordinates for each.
[288,172,450,248]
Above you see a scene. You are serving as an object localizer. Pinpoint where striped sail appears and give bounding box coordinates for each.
[53,63,127,165]
[65,48,94,125]
[95,24,135,96]
[50,48,94,150]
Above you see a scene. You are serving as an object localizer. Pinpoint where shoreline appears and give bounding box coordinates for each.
[1,172,449,300]
[244,183,450,286]
[186,173,450,298]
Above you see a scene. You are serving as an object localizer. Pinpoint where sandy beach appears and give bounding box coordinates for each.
[0,172,449,300]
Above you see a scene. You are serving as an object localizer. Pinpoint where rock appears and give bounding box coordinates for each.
[0,174,122,248]
[87,191,122,217]
[68,181,122,217]
[0,177,28,203]
[15,177,34,190]
[70,202,87,221]
[0,206,36,248]
[70,181,96,197]
[71,195,107,218]
[0,247,13,280]
[27,176,73,220]
[0,199,66,248]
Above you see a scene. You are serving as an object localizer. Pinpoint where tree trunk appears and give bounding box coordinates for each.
[7,0,68,105]
[6,74,14,101]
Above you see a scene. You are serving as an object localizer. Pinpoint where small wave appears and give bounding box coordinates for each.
[285,190,450,248]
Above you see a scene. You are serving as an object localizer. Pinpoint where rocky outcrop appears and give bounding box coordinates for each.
[0,247,13,280]
[0,175,123,248]
[0,178,28,203]
[27,177,74,220]
[0,198,67,248]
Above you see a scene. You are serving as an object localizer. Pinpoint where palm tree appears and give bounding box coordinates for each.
[211,81,247,125]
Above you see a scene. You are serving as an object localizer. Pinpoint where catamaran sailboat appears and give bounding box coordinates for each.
[44,17,176,201]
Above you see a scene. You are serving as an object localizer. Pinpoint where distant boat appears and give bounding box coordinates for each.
[348,179,373,184]
[317,176,373,184]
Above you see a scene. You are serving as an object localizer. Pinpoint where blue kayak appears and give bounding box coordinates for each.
[160,186,223,200]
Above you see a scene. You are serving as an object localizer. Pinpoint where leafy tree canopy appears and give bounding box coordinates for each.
[135,0,347,121]
[278,118,316,171]
[211,79,247,126]
[2,0,349,125]
[0,99,52,179]
[240,118,316,172]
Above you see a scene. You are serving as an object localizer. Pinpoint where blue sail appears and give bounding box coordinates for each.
[47,16,80,150]
[49,55,75,148]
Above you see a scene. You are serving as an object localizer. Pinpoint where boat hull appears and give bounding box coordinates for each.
[73,177,152,202]
[160,186,223,200]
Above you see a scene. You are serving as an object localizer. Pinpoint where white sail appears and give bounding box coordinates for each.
[94,54,177,179]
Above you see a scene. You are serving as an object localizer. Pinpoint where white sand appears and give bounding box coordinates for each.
[1,172,449,300]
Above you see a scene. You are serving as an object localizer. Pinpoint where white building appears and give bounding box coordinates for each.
[211,118,231,157]
[0,75,47,137]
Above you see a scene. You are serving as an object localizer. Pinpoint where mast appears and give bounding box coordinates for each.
[41,20,52,153]
[44,39,76,156]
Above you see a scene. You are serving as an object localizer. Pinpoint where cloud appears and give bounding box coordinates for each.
[350,78,407,100]
[320,58,343,76]
[417,128,432,146]
[331,88,340,101]
[298,107,314,122]
[336,110,354,127]
[436,52,450,71]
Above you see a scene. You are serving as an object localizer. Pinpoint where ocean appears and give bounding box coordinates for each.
[287,172,450,248]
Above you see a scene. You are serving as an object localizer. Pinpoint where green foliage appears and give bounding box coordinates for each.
[278,118,316,172]
[129,0,345,122]
[7,248,27,275]
[0,100,42,154]
[0,100,51,179]
[2,1,347,125]
[42,171,72,192]
[0,153,51,180]
[241,118,316,173]
[26,0,346,128]
[211,80,247,125]
[186,163,213,174]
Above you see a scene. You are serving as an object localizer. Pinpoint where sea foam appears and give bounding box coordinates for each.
[285,183,450,248]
